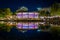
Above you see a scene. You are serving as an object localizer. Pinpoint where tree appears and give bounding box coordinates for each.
[50,27,60,38]
[50,2,60,16]
[38,10,50,16]
[0,23,13,32]
[0,8,6,17]
[37,8,50,16]
[5,8,13,16]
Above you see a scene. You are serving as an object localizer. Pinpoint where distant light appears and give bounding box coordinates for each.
[1,21,4,24]
[10,16,13,18]
[39,22,45,24]
[37,29,41,32]
[37,8,42,11]
[21,30,27,33]
[22,31,25,33]
[10,22,13,25]
[40,16,44,19]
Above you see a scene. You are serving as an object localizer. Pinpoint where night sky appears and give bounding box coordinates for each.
[0,0,60,12]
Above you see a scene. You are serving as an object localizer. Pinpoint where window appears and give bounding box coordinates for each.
[17,13,23,18]
[29,12,35,18]
[23,12,29,18]
[16,12,39,19]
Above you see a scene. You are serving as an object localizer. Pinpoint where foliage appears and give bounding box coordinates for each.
[0,8,13,18]
[50,27,60,36]
[38,10,50,16]
[0,9,6,17]
[0,23,13,32]
[5,8,13,16]
[50,2,60,16]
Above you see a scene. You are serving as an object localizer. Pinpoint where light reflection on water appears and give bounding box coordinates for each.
[1,20,58,32]
[16,22,39,29]
[0,21,53,32]
[0,21,46,30]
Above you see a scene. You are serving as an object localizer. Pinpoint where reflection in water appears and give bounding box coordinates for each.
[0,21,45,29]
[16,22,39,30]
[0,21,58,32]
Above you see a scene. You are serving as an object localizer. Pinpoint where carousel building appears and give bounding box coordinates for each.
[15,7,40,30]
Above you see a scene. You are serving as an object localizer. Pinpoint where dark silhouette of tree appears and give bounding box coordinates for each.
[50,2,60,15]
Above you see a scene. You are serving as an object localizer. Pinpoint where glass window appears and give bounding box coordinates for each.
[34,13,38,18]
[23,12,29,18]
[17,13,23,18]
[29,12,35,18]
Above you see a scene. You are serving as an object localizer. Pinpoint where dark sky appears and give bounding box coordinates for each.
[0,0,60,12]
